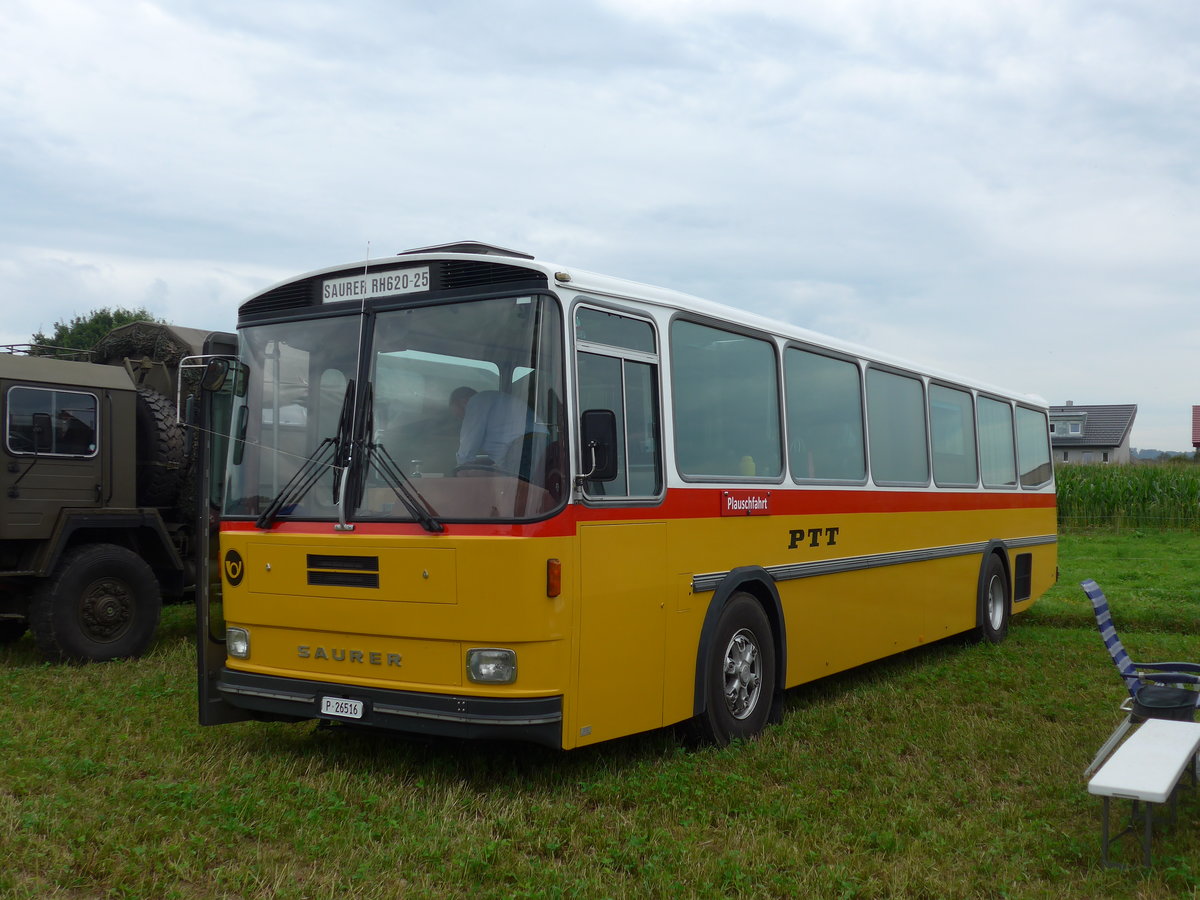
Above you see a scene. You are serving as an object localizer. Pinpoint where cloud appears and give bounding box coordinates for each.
[0,0,1197,449]
[0,245,281,345]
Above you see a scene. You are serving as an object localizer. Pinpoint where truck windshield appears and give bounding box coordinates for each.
[223,295,566,523]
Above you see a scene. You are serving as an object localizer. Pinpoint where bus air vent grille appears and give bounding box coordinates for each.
[307,554,379,571]
[306,554,380,589]
[439,260,548,291]
[241,281,312,315]
[308,571,381,589]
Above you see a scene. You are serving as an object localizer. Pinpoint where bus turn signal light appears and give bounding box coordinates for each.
[547,558,562,598]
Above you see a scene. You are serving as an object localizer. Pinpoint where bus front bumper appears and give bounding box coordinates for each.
[216,669,564,749]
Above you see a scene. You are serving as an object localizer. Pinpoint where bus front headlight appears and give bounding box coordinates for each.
[226,627,251,659]
[466,648,516,684]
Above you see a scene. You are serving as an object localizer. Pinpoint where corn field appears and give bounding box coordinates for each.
[1055,461,1200,530]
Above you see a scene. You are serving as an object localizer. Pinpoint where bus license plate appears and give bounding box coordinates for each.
[320,697,364,719]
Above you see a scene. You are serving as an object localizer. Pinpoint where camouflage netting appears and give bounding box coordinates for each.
[92,321,205,369]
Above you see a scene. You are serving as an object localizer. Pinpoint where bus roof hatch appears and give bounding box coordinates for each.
[398,241,535,260]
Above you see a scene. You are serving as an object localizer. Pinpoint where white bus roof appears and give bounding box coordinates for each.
[245,245,1048,409]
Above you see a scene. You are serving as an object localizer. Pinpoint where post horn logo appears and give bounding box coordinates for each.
[223,549,245,587]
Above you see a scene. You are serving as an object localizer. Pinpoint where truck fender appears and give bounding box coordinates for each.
[34,509,183,579]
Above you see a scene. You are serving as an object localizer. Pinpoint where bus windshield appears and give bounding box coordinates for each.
[224,294,566,523]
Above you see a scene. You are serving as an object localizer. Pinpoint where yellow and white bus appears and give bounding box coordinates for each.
[197,242,1056,748]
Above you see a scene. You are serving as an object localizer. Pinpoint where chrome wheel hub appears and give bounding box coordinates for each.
[722,628,763,720]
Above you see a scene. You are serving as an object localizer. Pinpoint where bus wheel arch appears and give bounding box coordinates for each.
[691,568,786,744]
[973,544,1011,644]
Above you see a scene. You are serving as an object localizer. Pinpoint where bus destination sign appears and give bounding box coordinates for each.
[720,491,771,516]
[322,266,431,303]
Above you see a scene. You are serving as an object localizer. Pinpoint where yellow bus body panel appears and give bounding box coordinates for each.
[222,531,576,700]
[220,495,1055,749]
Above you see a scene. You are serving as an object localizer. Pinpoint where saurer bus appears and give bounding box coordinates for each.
[196,242,1056,748]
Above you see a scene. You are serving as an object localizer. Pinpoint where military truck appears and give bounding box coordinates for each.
[0,322,235,661]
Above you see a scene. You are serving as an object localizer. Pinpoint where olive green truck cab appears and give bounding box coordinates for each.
[0,323,234,661]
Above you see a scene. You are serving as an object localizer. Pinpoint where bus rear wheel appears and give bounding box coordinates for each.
[974,554,1010,644]
[695,592,776,746]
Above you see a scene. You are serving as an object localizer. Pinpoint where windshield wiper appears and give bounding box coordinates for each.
[253,438,337,529]
[366,440,444,533]
[255,380,356,530]
[359,383,443,533]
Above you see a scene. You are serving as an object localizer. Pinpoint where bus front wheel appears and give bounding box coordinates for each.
[695,592,776,746]
[974,554,1010,644]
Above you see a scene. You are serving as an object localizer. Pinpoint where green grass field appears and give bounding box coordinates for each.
[3,530,1200,898]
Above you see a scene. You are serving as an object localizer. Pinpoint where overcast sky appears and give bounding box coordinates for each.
[2,0,1197,449]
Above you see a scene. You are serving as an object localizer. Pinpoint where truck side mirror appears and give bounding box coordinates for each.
[31,412,53,452]
[231,405,249,466]
[580,409,618,482]
[201,358,248,397]
[201,359,229,392]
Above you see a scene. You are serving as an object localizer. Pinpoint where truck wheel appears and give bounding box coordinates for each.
[29,544,161,662]
[135,386,186,507]
[0,619,28,643]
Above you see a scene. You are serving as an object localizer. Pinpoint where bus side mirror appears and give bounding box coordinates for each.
[580,409,618,482]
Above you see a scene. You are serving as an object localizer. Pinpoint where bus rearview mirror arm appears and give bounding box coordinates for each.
[577,441,602,483]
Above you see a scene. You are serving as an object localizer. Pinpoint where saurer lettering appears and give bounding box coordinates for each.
[298,646,402,666]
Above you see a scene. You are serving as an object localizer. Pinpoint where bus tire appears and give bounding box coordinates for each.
[694,592,776,746]
[974,554,1010,644]
[29,544,161,662]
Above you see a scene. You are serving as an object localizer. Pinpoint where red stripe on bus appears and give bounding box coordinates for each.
[220,487,1055,539]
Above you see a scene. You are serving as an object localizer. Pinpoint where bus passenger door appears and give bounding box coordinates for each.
[577,522,667,745]
[572,306,666,745]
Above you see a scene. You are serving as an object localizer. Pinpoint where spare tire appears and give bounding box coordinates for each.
[135,386,186,507]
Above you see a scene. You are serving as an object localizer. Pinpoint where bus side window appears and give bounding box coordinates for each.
[670,320,781,480]
[930,384,978,487]
[575,307,662,500]
[866,369,929,485]
[1016,407,1052,488]
[577,353,661,498]
[784,348,865,482]
[979,396,1017,488]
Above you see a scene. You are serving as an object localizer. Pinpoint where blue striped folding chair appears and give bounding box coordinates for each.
[1082,579,1200,775]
